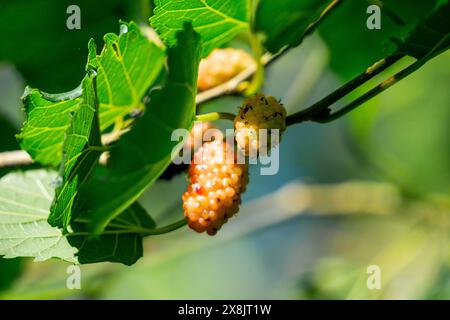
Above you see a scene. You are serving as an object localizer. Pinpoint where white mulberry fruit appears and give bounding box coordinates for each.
[182,140,249,235]
[197,48,254,91]
[234,93,287,156]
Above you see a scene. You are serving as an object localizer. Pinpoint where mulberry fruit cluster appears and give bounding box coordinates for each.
[234,93,287,156]
[182,140,249,235]
[182,94,286,235]
[197,48,254,91]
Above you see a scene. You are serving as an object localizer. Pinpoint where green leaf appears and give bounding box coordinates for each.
[392,1,450,60]
[318,0,440,79]
[0,170,157,265]
[0,170,77,263]
[151,0,248,56]
[89,22,166,131]
[68,201,155,265]
[0,257,23,292]
[17,91,80,167]
[84,24,202,234]
[48,74,102,229]
[255,0,330,53]
[17,22,166,167]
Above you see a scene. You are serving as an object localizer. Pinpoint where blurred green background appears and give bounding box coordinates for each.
[0,0,449,299]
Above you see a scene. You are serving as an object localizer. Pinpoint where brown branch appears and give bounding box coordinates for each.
[0,130,126,168]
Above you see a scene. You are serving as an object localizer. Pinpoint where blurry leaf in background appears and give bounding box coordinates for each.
[0,169,159,265]
[392,1,450,59]
[296,259,361,299]
[255,0,330,53]
[0,65,24,128]
[151,0,249,57]
[0,257,23,292]
[296,223,446,300]
[318,0,440,79]
[0,0,135,92]
[426,264,450,299]
[345,226,445,299]
[84,24,201,234]
[348,51,450,196]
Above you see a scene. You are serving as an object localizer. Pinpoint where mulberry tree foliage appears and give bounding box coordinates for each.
[0,0,449,265]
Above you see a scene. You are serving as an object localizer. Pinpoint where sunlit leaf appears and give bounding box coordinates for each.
[151,0,248,56]
[89,22,165,131]
[17,91,79,167]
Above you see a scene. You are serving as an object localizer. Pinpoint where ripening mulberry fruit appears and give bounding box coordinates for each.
[184,121,217,152]
[160,122,216,180]
[197,48,254,91]
[182,140,249,235]
[234,93,287,156]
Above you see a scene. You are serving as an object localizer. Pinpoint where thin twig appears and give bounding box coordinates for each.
[268,0,343,66]
[67,217,188,237]
[0,150,33,168]
[286,54,404,125]
[316,58,425,123]
[195,111,235,122]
